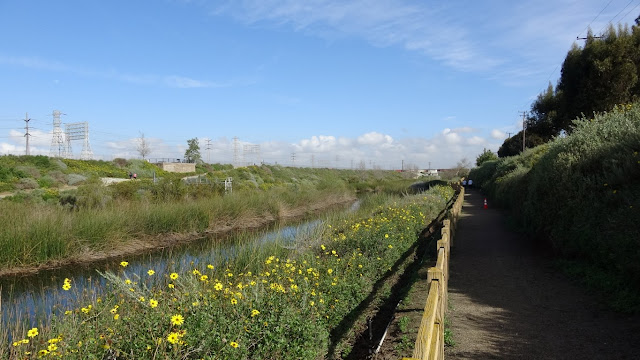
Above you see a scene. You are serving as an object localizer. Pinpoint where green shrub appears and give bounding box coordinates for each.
[16,177,39,190]
[471,103,640,311]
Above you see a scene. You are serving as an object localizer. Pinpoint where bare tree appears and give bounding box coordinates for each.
[136,132,151,160]
[454,158,471,177]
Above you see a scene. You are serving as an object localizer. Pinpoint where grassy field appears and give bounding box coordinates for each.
[2,186,455,359]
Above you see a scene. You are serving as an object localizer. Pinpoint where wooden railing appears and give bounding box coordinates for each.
[403,186,464,360]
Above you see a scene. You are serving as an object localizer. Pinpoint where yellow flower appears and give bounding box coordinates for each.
[138,296,145,302]
[171,314,185,326]
[149,299,158,308]
[214,282,223,291]
[110,308,118,314]
[120,261,128,267]
[168,283,175,289]
[38,350,49,356]
[114,314,120,320]
[231,298,238,305]
[251,309,260,317]
[200,275,208,281]
[65,310,72,315]
[230,341,239,348]
[170,273,179,280]
[167,332,180,344]
[62,282,71,291]
[48,343,58,351]
[125,279,132,285]
[385,234,389,238]
[27,328,38,338]
[147,269,155,276]
[207,264,214,269]
[192,269,201,276]
[327,269,333,274]
[388,244,393,249]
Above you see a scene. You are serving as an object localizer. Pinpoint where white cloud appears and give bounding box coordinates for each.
[215,0,501,72]
[357,131,393,146]
[491,129,507,139]
[1,128,498,169]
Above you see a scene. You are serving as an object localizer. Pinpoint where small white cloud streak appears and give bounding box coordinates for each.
[0,54,224,89]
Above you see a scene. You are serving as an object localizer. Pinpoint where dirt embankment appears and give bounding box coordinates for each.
[0,193,356,278]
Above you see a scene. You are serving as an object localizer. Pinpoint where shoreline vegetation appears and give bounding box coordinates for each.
[0,191,356,278]
[0,161,453,277]
[2,173,456,358]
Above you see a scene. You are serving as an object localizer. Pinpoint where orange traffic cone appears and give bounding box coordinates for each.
[483,198,488,209]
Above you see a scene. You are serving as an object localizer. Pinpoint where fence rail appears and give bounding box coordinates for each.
[403,185,464,360]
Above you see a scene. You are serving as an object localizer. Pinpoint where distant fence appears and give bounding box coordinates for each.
[403,185,464,360]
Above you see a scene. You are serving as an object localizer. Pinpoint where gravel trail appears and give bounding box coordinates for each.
[445,189,640,360]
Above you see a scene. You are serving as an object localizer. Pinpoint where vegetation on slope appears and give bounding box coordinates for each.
[470,103,640,311]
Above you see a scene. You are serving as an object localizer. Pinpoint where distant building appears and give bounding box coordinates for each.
[416,169,440,178]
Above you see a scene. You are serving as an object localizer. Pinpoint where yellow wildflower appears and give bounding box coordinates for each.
[27,328,38,338]
[120,261,128,267]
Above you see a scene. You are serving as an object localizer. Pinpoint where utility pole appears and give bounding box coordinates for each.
[519,111,527,153]
[205,138,212,163]
[290,152,296,166]
[401,159,404,171]
[24,112,31,155]
[507,132,513,138]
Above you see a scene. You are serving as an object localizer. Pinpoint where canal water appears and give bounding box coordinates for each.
[0,200,360,333]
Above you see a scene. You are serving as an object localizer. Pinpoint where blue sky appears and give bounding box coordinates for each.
[1,0,639,169]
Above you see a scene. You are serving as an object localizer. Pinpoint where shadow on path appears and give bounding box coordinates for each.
[446,189,640,360]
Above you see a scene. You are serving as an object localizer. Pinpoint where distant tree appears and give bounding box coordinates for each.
[184,138,202,163]
[136,132,151,160]
[475,148,498,166]
[453,158,471,177]
[497,131,546,157]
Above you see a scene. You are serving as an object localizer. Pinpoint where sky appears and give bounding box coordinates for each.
[1,0,639,169]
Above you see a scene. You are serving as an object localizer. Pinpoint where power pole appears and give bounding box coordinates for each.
[507,132,513,138]
[24,112,31,155]
[519,111,527,153]
[401,159,404,171]
[205,138,212,163]
[290,152,296,166]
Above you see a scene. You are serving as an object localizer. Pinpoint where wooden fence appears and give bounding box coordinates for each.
[403,185,464,360]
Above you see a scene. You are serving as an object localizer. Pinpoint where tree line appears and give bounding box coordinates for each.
[499,18,640,157]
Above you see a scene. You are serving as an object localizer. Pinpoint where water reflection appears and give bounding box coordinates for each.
[0,216,327,330]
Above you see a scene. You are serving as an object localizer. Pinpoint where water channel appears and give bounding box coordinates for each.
[0,200,360,333]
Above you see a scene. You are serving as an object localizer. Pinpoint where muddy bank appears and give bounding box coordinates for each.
[0,193,356,278]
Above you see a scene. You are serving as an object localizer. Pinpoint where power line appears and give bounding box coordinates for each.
[577,0,614,39]
[598,0,636,35]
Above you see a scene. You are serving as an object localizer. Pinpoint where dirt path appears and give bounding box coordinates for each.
[445,189,640,359]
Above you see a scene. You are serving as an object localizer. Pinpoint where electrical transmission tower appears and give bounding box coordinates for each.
[233,136,240,167]
[243,144,260,166]
[205,138,212,163]
[50,110,67,157]
[290,152,296,166]
[24,113,31,155]
[65,122,93,160]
